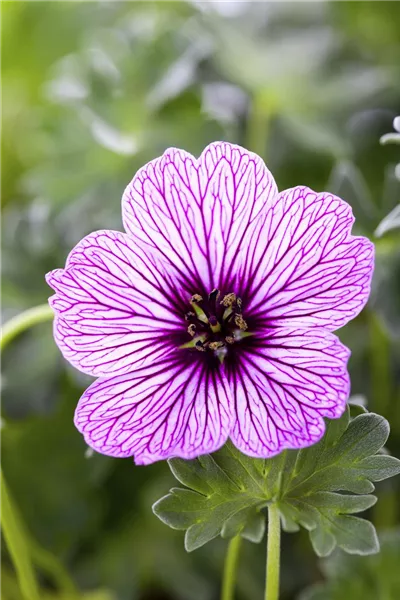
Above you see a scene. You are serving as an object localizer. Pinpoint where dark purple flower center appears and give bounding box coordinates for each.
[183,289,249,362]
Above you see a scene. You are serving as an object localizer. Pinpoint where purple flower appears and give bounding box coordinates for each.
[46,142,374,464]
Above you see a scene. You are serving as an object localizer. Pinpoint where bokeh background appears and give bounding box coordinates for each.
[2,1,400,599]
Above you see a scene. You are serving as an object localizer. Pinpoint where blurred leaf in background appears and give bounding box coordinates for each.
[299,530,400,600]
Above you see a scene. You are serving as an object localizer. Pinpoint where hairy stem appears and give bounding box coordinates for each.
[1,304,53,351]
[265,504,281,600]
[221,535,242,600]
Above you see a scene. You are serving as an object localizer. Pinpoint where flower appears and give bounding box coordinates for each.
[46,142,374,464]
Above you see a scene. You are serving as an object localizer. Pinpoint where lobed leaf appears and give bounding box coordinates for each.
[153,407,400,556]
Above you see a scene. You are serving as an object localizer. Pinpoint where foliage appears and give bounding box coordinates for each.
[299,530,400,600]
[154,407,400,555]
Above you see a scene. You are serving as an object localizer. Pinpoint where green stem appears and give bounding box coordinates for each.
[265,504,281,600]
[221,535,242,600]
[1,304,53,351]
[0,470,41,600]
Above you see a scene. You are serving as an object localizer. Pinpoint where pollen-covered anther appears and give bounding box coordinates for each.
[190,294,203,303]
[221,293,237,307]
[187,324,196,337]
[234,314,248,331]
[185,311,196,321]
[195,340,206,352]
[209,341,224,350]
[225,336,235,344]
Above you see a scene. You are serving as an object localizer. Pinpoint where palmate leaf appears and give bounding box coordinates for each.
[153,407,400,556]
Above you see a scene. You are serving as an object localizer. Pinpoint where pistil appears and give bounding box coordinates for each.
[209,315,221,333]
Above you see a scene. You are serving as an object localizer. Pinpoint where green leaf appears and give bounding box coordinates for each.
[153,407,400,555]
[299,530,400,600]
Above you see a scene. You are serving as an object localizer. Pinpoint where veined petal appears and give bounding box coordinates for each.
[244,186,374,330]
[122,142,277,291]
[230,328,350,458]
[46,230,184,377]
[74,359,232,464]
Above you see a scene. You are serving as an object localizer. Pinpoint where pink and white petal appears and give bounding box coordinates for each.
[244,186,374,330]
[74,359,232,464]
[230,328,350,458]
[122,142,277,291]
[46,230,183,377]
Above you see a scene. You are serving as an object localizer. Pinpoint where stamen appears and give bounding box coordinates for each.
[187,324,196,337]
[190,302,208,324]
[180,334,207,349]
[183,289,249,357]
[234,314,248,331]
[221,293,236,307]
[209,341,224,350]
[208,288,220,314]
[208,289,220,302]
[222,307,234,321]
[208,288,220,308]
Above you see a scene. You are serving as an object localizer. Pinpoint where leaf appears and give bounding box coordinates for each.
[299,529,400,600]
[153,408,400,555]
[375,204,400,237]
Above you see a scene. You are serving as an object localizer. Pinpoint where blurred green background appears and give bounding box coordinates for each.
[1,1,400,599]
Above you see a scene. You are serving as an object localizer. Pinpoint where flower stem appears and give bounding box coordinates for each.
[265,504,281,600]
[0,470,41,600]
[221,535,242,600]
[1,304,53,352]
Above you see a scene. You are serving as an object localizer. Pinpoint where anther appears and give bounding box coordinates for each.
[185,311,196,321]
[221,293,236,307]
[234,314,248,331]
[195,340,206,352]
[225,336,235,344]
[209,341,224,350]
[190,294,203,303]
[187,324,196,337]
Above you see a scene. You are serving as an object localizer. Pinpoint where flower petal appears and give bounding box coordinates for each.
[74,359,232,464]
[244,186,374,330]
[122,142,277,291]
[46,230,184,377]
[230,328,350,457]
